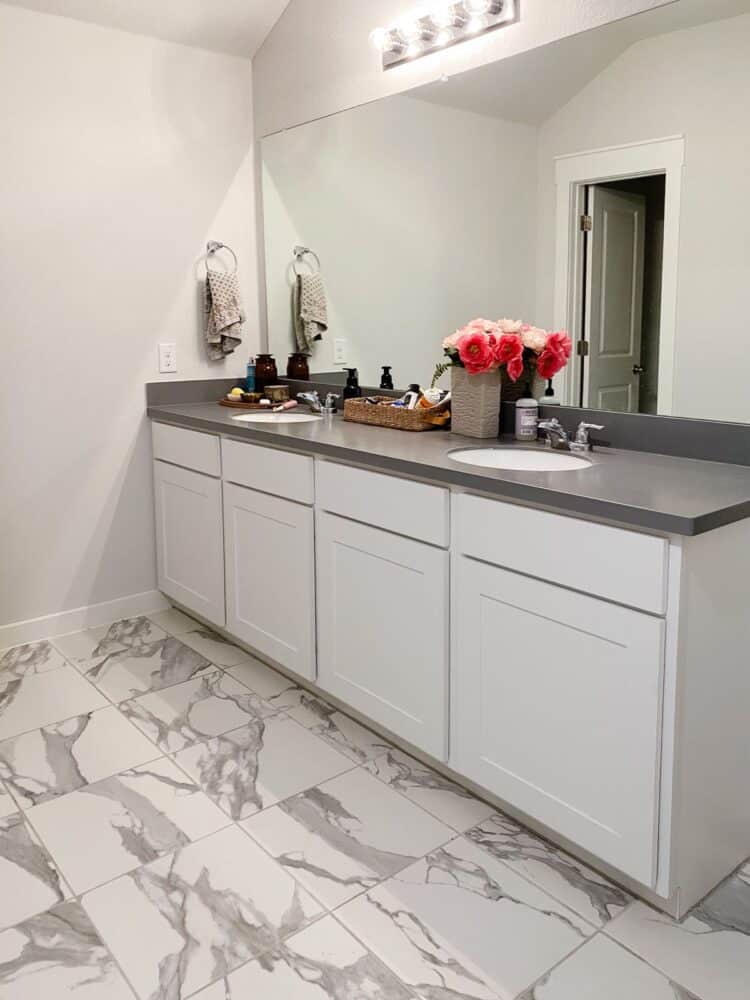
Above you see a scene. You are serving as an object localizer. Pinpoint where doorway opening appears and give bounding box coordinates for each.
[579,174,666,414]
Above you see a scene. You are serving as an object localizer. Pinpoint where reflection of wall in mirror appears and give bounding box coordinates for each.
[536,13,750,422]
[262,95,538,389]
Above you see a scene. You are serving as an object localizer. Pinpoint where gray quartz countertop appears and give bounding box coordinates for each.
[147,401,750,536]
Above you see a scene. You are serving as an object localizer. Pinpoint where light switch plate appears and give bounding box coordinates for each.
[159,343,177,374]
[333,338,347,365]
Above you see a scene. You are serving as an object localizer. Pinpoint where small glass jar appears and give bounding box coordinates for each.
[287,353,310,380]
[254,354,278,394]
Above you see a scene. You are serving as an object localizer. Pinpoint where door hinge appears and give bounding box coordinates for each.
[577,340,590,357]
[580,214,593,232]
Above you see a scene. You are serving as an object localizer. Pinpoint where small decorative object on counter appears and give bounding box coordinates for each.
[265,384,290,404]
[246,357,256,392]
[255,354,278,393]
[433,318,572,439]
[380,366,394,390]
[515,383,539,441]
[287,353,310,380]
[343,368,362,400]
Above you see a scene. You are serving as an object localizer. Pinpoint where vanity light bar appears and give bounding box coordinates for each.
[371,0,517,69]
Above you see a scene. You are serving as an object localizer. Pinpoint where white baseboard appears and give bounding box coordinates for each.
[0,590,171,650]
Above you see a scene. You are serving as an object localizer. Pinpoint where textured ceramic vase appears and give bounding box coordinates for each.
[451,367,501,439]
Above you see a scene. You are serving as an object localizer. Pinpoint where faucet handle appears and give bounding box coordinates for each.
[573,422,605,450]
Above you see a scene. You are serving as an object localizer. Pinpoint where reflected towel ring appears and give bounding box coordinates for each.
[205,240,238,274]
[293,245,321,275]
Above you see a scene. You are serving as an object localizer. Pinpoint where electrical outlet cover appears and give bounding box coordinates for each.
[159,343,177,374]
[333,339,347,364]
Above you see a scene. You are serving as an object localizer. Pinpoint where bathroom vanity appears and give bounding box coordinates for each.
[147,403,750,918]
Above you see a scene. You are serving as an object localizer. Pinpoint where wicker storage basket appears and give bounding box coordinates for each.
[343,396,435,432]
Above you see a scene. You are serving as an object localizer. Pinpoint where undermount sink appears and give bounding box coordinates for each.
[449,447,593,472]
[231,411,322,425]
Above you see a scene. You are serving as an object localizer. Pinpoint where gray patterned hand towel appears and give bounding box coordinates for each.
[293,273,328,354]
[205,268,244,360]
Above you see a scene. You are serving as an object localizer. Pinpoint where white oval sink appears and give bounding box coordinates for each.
[449,448,592,472]
[231,411,322,425]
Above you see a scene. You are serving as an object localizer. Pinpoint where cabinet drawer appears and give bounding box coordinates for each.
[316,461,449,547]
[152,422,220,477]
[457,493,668,614]
[222,439,314,505]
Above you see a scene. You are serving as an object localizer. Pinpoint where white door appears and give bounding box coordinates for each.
[584,186,646,412]
[452,556,664,886]
[224,483,316,681]
[153,461,225,627]
[316,511,449,759]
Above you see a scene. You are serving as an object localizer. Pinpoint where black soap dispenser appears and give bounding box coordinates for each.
[343,368,362,400]
[380,366,394,390]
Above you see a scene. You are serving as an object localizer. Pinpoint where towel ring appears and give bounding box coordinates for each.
[205,240,238,274]
[293,245,321,275]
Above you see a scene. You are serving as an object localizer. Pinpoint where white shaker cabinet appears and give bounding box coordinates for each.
[153,460,225,627]
[452,555,665,886]
[224,482,316,681]
[316,511,449,759]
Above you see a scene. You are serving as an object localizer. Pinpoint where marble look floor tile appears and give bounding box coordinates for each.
[243,767,453,910]
[147,607,198,636]
[517,934,702,999]
[175,715,353,821]
[53,616,167,670]
[120,671,276,753]
[0,901,135,1000]
[607,872,750,1000]
[0,812,71,931]
[225,656,307,711]
[366,749,495,832]
[83,824,322,1000]
[287,694,393,764]
[192,915,415,999]
[338,835,595,1000]
[178,627,251,667]
[0,653,108,742]
[466,813,632,927]
[0,706,160,809]
[0,782,16,818]
[27,758,228,894]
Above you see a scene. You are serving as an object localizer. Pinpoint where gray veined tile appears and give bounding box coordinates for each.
[287,694,393,764]
[27,757,229,894]
[338,835,595,1000]
[192,915,415,999]
[0,649,108,742]
[366,748,495,832]
[226,655,308,711]
[120,670,277,753]
[0,812,72,931]
[178,627,252,667]
[607,872,750,1000]
[465,812,632,926]
[53,615,167,669]
[175,714,353,821]
[0,782,16,818]
[243,767,453,910]
[0,900,134,1000]
[148,607,199,636]
[517,934,703,999]
[0,705,160,809]
[83,824,323,1000]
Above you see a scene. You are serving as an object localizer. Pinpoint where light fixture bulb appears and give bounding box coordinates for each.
[434,2,468,29]
[369,27,389,51]
[435,28,453,47]
[467,0,503,13]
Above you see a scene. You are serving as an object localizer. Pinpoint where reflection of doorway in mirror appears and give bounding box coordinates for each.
[582,175,665,414]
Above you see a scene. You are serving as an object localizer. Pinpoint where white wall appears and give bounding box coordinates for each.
[262,96,537,387]
[536,13,750,422]
[0,3,258,631]
[253,0,677,137]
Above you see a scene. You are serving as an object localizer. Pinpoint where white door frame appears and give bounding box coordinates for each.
[553,136,685,415]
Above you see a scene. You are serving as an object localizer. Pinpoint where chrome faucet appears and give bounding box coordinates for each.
[297,391,322,413]
[538,418,605,453]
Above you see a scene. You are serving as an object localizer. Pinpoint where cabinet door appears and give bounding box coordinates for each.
[224,483,315,681]
[316,512,448,759]
[153,461,225,627]
[452,556,664,886]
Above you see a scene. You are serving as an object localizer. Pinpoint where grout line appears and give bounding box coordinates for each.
[510,929,606,999]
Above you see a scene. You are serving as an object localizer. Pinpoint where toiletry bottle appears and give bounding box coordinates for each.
[543,379,561,406]
[515,383,539,441]
[405,383,422,410]
[343,368,362,400]
[380,366,394,390]
[246,357,256,393]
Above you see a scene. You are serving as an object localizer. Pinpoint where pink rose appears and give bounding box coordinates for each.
[494,332,524,367]
[506,354,525,382]
[457,330,496,374]
[497,318,523,334]
[521,326,548,353]
[537,347,567,380]
[442,330,462,351]
[546,331,572,361]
